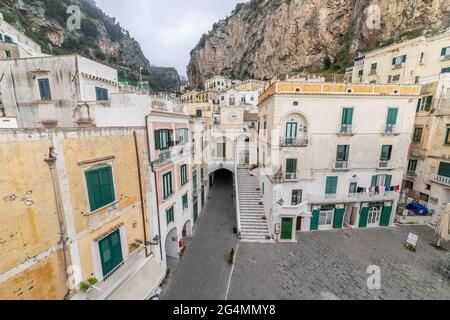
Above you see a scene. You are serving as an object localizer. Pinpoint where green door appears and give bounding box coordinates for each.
[281,218,293,240]
[380,205,392,227]
[193,200,198,222]
[333,208,345,229]
[359,207,369,228]
[310,210,320,231]
[99,230,123,277]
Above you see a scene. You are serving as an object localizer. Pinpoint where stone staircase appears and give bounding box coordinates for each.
[236,167,271,242]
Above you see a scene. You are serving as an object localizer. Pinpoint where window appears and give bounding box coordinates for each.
[182,194,188,210]
[217,143,226,158]
[349,182,357,194]
[319,206,334,227]
[419,52,425,64]
[176,128,189,145]
[291,190,302,206]
[380,145,392,161]
[180,164,188,186]
[286,159,297,179]
[438,162,450,178]
[155,129,173,150]
[370,63,377,74]
[166,207,175,225]
[85,166,116,212]
[342,108,354,125]
[408,160,418,173]
[386,108,398,125]
[392,55,406,67]
[442,67,450,74]
[416,96,433,112]
[162,172,173,199]
[441,46,450,59]
[193,170,197,189]
[413,127,423,142]
[371,175,392,188]
[388,74,401,83]
[325,177,338,195]
[336,145,350,161]
[95,87,109,101]
[445,127,450,145]
[38,78,52,101]
[4,35,12,43]
[4,50,11,58]
[358,70,363,77]
[285,122,298,144]
[196,109,203,117]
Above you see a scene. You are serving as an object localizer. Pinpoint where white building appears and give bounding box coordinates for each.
[252,81,420,242]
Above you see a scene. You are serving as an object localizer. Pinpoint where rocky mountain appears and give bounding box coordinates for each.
[188,0,450,88]
[0,0,181,92]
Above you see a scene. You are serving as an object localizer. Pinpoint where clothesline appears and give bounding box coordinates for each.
[356,185,401,194]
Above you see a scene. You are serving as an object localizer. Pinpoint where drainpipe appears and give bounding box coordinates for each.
[133,130,149,258]
[44,146,71,300]
[145,114,163,261]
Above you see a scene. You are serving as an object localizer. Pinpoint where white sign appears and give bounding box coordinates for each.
[406,232,419,250]
[274,223,281,235]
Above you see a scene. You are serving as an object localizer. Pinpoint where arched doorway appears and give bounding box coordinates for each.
[165,227,179,259]
[182,220,192,239]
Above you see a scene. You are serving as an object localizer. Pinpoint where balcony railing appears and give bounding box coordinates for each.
[407,170,417,177]
[87,246,147,300]
[307,191,399,204]
[430,174,450,186]
[335,160,349,170]
[379,160,391,169]
[152,150,172,170]
[339,124,353,135]
[285,172,298,180]
[384,124,397,135]
[280,137,308,147]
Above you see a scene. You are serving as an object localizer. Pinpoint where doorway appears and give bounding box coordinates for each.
[98,229,123,278]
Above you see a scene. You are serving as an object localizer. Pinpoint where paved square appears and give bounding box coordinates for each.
[228,225,450,300]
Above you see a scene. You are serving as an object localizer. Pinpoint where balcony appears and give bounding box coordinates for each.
[307,191,400,204]
[406,170,417,178]
[339,124,353,135]
[430,174,450,187]
[379,160,392,169]
[383,124,398,135]
[86,246,164,300]
[335,161,349,170]
[151,150,172,170]
[285,172,298,181]
[280,137,308,147]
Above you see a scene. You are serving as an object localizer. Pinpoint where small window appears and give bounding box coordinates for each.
[349,182,357,194]
[4,35,12,43]
[166,207,175,225]
[293,101,299,106]
[95,87,109,101]
[445,127,450,145]
[85,166,116,212]
[442,67,450,74]
[38,78,52,101]
[180,164,188,186]
[392,55,406,67]
[370,63,377,73]
[408,160,418,172]
[441,46,450,58]
[380,145,393,161]
[419,52,425,64]
[4,50,11,58]
[182,194,188,209]
[162,171,173,200]
[155,129,173,150]
[413,127,423,142]
[358,70,363,77]
[291,190,302,206]
[325,177,338,195]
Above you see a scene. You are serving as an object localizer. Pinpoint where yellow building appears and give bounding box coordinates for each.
[181,90,217,104]
[352,31,450,84]
[0,127,164,300]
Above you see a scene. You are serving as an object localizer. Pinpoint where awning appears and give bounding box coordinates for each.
[406,203,429,215]
[107,255,165,300]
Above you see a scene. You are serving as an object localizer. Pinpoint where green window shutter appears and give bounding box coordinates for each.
[380,205,392,227]
[416,98,422,112]
[402,55,407,63]
[445,128,450,145]
[392,57,396,65]
[387,108,398,125]
[385,175,392,188]
[371,176,378,188]
[336,145,349,161]
[441,47,448,56]
[342,108,353,125]
[325,176,338,194]
[333,208,345,229]
[438,162,450,178]
[425,96,433,111]
[442,67,450,74]
[286,159,297,173]
[154,130,160,150]
[86,166,115,211]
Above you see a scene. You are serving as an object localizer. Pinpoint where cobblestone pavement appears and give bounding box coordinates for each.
[228,225,450,300]
[161,171,238,300]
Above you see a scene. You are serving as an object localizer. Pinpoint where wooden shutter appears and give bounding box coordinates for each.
[286,159,297,173]
[387,108,398,125]
[325,177,338,194]
[416,98,422,112]
[86,166,115,211]
[336,145,349,161]
[438,162,450,178]
[441,47,447,56]
[371,176,378,188]
[392,57,396,65]
[381,145,392,160]
[385,175,392,188]
[154,130,160,150]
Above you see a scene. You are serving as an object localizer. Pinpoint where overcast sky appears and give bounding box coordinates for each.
[95,0,245,78]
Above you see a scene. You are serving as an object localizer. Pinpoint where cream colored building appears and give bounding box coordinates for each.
[254,80,420,241]
[351,31,450,223]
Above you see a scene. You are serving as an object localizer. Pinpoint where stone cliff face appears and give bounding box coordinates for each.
[1,0,180,92]
[188,0,450,88]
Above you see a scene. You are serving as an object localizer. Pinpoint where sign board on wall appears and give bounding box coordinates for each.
[274,223,281,235]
